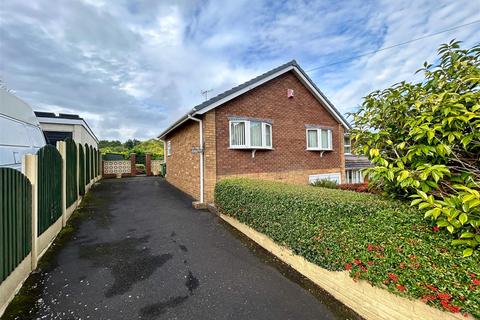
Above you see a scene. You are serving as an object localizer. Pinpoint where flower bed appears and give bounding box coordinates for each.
[215,178,479,318]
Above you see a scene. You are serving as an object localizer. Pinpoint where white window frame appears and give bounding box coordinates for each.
[167,140,171,156]
[229,120,273,149]
[306,128,332,151]
[344,135,352,154]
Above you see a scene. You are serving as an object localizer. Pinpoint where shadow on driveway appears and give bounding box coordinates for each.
[2,177,361,320]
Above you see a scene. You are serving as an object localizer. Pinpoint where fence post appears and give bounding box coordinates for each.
[130,153,136,176]
[146,154,152,176]
[57,141,67,227]
[22,154,38,270]
[76,143,80,201]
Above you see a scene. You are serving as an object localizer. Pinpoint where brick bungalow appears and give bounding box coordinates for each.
[158,60,352,205]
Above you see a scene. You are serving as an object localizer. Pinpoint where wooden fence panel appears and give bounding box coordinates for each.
[89,146,94,182]
[85,144,90,184]
[0,168,32,282]
[37,145,62,235]
[78,144,85,196]
[65,139,77,207]
[92,147,97,180]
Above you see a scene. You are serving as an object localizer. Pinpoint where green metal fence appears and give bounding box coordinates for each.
[78,144,85,196]
[65,139,78,207]
[85,144,91,184]
[0,168,32,282]
[37,145,62,235]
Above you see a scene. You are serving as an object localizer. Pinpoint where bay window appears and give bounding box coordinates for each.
[229,120,272,149]
[306,128,332,150]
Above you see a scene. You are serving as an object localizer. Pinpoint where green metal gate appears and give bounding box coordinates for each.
[37,145,62,234]
[0,168,32,282]
[65,138,78,207]
[78,144,85,196]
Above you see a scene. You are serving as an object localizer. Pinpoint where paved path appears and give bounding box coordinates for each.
[3,177,360,320]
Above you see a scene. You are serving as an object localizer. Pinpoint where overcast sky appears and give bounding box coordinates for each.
[1,0,479,141]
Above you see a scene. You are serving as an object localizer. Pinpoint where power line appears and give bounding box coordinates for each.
[306,19,480,72]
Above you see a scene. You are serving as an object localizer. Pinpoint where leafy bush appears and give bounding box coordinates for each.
[215,178,480,317]
[310,179,337,189]
[350,41,480,256]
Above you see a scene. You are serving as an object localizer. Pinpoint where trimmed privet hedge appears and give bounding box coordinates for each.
[215,178,480,318]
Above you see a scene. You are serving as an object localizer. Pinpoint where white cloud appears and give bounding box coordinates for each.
[0,0,478,141]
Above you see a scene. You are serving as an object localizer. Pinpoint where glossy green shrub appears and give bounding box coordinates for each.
[215,178,480,317]
[310,178,337,189]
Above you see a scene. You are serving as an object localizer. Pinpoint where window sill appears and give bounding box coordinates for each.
[306,148,333,151]
[229,146,274,150]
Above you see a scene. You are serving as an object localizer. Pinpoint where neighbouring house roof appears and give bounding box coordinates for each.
[158,60,351,140]
[345,154,372,170]
[34,111,99,143]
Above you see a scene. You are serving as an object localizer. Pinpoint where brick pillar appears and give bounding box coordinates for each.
[145,153,152,176]
[130,153,136,176]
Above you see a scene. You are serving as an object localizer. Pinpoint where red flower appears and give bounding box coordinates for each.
[426,284,438,291]
[367,244,374,251]
[360,266,368,272]
[367,260,374,266]
[448,304,461,313]
[345,263,352,271]
[470,273,476,279]
[396,285,406,292]
[388,273,398,283]
[353,259,362,266]
[472,278,480,286]
[437,293,452,301]
[399,262,406,269]
[469,284,476,291]
[433,226,440,232]
[420,294,436,302]
[441,300,450,308]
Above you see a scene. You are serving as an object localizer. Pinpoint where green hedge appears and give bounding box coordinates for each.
[215,178,480,317]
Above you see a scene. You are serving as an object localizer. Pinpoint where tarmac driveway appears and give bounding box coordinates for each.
[2,177,360,320]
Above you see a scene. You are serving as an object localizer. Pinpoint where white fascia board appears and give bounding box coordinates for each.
[157,116,191,140]
[38,117,99,143]
[192,66,295,116]
[291,67,351,130]
[192,65,350,130]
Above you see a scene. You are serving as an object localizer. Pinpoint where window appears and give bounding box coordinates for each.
[309,173,341,184]
[306,128,332,150]
[229,120,272,149]
[167,140,171,156]
[346,169,364,184]
[344,136,351,154]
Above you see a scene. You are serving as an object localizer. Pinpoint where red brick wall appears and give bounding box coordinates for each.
[164,121,200,199]
[215,71,344,176]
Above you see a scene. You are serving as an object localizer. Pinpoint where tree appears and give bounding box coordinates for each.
[351,40,480,256]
